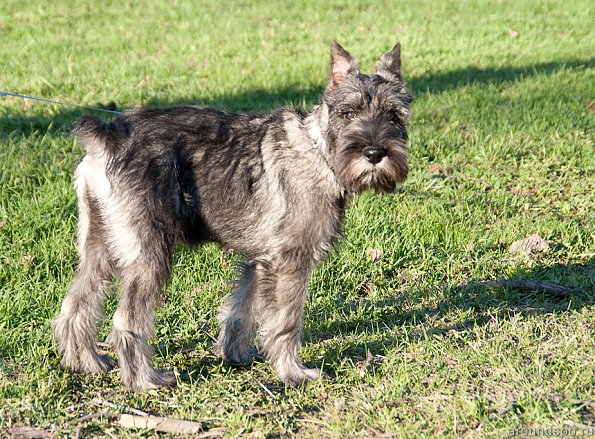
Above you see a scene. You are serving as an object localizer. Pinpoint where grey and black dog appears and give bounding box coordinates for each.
[53,41,411,390]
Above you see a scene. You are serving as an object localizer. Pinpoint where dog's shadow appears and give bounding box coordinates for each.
[149,257,593,387]
[302,259,593,379]
[2,56,592,139]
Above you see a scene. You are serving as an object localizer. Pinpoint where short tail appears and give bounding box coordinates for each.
[73,115,126,157]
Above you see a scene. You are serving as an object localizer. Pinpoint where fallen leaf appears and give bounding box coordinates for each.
[427,164,443,174]
[584,101,595,113]
[20,254,34,264]
[508,28,519,38]
[358,282,377,297]
[333,396,346,410]
[365,247,383,263]
[509,234,549,255]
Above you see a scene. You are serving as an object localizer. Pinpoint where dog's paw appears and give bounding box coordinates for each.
[216,342,258,365]
[125,368,177,391]
[279,366,326,386]
[60,352,115,375]
[153,369,177,388]
[229,346,258,364]
[93,354,116,374]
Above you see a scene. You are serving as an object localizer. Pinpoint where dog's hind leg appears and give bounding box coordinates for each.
[53,160,115,374]
[106,217,177,390]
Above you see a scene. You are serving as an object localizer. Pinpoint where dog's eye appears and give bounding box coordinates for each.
[387,111,401,124]
[341,111,357,121]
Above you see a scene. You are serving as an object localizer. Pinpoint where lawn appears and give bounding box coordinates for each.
[1,0,593,436]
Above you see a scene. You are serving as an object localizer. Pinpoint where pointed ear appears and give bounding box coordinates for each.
[376,42,403,81]
[327,41,359,89]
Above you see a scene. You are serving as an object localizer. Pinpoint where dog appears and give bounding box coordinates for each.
[53,41,411,390]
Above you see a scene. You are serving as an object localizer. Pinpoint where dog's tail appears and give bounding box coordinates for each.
[73,115,126,157]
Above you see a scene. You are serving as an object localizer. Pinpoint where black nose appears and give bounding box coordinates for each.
[363,146,388,164]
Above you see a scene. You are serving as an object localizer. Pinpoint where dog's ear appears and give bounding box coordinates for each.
[376,42,403,82]
[327,41,359,89]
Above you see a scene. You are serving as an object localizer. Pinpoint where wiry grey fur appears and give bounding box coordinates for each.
[53,41,411,390]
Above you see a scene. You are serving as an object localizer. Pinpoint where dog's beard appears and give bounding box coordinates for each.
[336,144,408,193]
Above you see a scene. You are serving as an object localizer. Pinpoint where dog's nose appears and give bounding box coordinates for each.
[363,147,388,164]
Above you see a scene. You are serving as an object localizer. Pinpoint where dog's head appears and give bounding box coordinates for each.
[320,42,411,194]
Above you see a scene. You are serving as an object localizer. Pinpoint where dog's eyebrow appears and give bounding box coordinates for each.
[370,74,389,85]
[356,74,389,104]
[332,89,367,111]
[372,82,408,106]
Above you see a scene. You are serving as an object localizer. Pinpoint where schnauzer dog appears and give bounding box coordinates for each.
[53,41,411,390]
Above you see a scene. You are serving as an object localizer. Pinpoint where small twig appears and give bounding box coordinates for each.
[257,381,276,398]
[378,401,401,408]
[359,351,373,378]
[364,424,396,438]
[9,426,53,438]
[91,398,149,417]
[474,279,588,297]
[175,344,197,354]
[67,410,119,425]
[119,414,204,434]
[568,398,595,407]
[64,402,90,413]
[195,428,233,438]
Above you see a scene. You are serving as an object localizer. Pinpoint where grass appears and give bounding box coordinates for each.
[1,0,593,436]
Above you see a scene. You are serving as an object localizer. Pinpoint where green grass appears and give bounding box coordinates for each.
[1,0,594,436]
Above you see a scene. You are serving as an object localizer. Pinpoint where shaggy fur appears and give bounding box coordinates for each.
[53,41,411,390]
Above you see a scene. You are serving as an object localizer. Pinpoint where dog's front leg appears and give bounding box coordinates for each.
[216,261,258,364]
[256,259,322,385]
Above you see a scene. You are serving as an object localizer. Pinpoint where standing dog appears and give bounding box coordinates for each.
[53,42,411,390]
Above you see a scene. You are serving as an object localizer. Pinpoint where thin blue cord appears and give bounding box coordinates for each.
[0,91,122,115]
